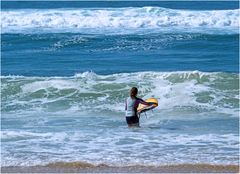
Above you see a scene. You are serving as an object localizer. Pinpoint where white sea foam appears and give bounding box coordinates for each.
[1,130,52,140]
[1,7,239,34]
[21,79,80,93]
[1,129,239,166]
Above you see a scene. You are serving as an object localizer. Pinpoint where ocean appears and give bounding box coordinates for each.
[1,1,239,167]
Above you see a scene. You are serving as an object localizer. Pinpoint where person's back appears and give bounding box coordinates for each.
[125,87,150,127]
[125,96,136,117]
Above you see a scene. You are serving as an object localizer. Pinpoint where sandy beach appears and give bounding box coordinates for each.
[1,163,239,173]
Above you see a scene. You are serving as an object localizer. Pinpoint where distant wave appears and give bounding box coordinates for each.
[1,7,239,34]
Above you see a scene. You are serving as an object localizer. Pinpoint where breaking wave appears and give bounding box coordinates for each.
[1,71,239,117]
[1,7,239,34]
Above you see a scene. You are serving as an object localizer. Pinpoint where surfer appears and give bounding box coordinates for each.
[125,87,151,127]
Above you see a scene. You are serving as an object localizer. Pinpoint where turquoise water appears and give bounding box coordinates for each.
[1,1,239,166]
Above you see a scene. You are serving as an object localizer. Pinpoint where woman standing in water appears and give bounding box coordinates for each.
[125,87,151,127]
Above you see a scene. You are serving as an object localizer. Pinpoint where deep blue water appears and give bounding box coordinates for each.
[1,1,239,167]
[2,33,239,76]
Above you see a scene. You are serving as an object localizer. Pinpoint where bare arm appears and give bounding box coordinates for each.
[137,98,151,106]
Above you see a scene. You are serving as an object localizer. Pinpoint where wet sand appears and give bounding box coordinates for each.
[1,162,239,173]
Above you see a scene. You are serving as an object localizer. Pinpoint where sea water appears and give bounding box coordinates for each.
[1,1,239,166]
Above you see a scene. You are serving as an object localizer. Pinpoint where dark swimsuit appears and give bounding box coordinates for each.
[126,115,139,125]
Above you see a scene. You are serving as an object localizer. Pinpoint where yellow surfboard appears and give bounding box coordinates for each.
[137,98,158,113]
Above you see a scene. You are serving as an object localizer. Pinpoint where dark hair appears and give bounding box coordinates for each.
[130,87,138,98]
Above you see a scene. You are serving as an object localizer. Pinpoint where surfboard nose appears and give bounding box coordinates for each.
[137,98,158,113]
[146,98,158,106]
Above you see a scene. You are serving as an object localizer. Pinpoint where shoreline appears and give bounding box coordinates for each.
[1,163,239,173]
